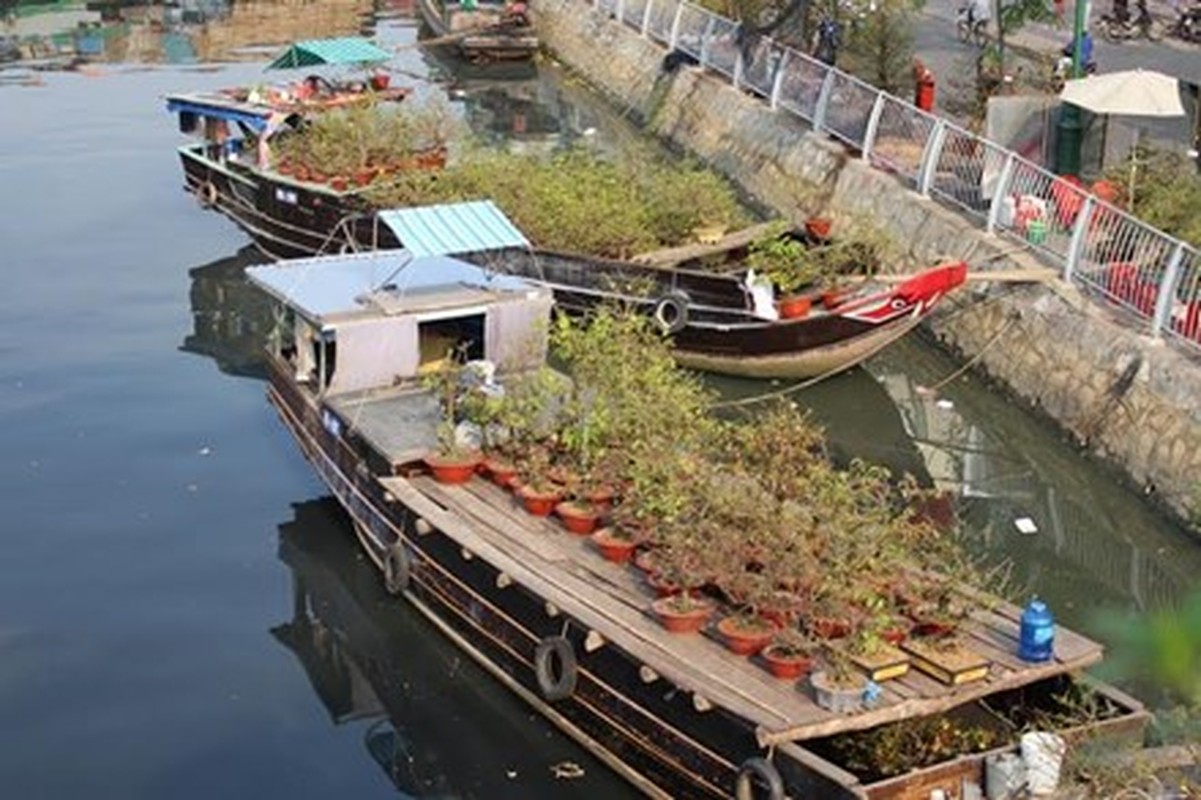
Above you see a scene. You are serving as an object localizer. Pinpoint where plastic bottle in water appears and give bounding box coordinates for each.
[1018,597,1055,662]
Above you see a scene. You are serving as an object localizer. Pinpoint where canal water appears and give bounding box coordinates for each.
[1,3,1197,798]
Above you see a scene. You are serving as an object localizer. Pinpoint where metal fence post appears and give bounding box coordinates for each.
[916,119,947,196]
[733,43,744,89]
[615,0,625,22]
[699,14,716,66]
[1152,241,1186,338]
[1064,196,1095,284]
[813,69,835,133]
[641,0,654,35]
[668,0,684,50]
[861,94,886,162]
[768,49,789,111]
[985,152,1016,234]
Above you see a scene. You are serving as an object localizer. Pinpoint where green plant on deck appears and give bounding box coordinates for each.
[746,230,825,295]
[826,713,1002,780]
[420,349,471,458]
[365,147,750,258]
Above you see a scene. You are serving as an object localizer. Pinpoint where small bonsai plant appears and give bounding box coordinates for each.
[761,628,819,680]
[420,352,482,484]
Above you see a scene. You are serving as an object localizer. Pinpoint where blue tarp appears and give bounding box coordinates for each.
[266,37,392,70]
[377,200,530,258]
[247,250,531,322]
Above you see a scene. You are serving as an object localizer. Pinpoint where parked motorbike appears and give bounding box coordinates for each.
[1099,1,1165,41]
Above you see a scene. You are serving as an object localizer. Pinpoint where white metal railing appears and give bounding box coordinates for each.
[577,0,1201,354]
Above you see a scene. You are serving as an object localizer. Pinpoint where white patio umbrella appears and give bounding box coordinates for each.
[1059,69,1185,210]
[1059,69,1185,117]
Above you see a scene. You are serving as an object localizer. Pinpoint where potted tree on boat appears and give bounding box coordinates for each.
[421,354,482,484]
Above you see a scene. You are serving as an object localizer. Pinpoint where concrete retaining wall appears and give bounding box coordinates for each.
[533,0,1201,527]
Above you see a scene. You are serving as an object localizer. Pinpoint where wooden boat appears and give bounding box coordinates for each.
[416,0,538,61]
[247,247,1148,799]
[164,86,967,380]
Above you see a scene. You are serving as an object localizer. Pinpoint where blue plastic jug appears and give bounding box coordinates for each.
[1018,598,1055,662]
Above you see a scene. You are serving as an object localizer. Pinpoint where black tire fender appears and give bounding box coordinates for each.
[198,181,219,208]
[383,543,410,596]
[735,757,785,800]
[533,636,577,702]
[652,291,689,335]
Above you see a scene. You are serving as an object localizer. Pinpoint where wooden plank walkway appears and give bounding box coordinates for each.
[378,474,1104,745]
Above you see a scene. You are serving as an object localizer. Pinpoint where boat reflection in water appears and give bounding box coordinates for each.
[869,339,1201,620]
[271,500,627,798]
[181,246,273,380]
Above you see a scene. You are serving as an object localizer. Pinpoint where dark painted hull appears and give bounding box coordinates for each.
[263,354,858,799]
[179,146,959,377]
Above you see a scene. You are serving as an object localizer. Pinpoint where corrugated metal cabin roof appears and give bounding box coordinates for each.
[377,200,530,258]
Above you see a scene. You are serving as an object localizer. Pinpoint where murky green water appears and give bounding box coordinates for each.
[1,3,1196,797]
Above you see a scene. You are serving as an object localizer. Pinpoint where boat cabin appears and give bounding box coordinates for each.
[248,249,553,465]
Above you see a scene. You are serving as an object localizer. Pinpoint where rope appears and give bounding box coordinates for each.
[921,313,1019,395]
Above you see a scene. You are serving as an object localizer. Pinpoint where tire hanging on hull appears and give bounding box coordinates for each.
[533,636,578,701]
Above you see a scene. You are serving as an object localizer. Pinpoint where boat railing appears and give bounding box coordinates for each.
[565,0,1201,357]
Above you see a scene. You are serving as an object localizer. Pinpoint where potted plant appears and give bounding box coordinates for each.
[590,524,641,563]
[420,356,482,484]
[650,592,716,634]
[715,610,778,656]
[555,498,602,535]
[810,648,869,713]
[746,232,825,320]
[514,444,564,517]
[760,628,819,680]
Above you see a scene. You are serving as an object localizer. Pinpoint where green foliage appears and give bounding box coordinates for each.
[274,96,459,177]
[1093,591,1201,708]
[827,714,1002,779]
[1102,146,1201,248]
[747,231,822,294]
[365,148,749,258]
[839,0,921,95]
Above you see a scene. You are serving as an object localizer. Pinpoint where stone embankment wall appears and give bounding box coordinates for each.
[533,0,1201,528]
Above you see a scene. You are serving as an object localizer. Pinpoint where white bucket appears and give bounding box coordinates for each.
[984,752,1025,800]
[1021,732,1066,796]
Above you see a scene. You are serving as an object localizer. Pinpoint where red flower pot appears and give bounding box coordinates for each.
[369,72,391,91]
[584,485,616,516]
[651,596,715,634]
[555,501,600,535]
[517,484,562,517]
[882,626,909,646]
[716,616,778,656]
[482,457,518,489]
[760,645,814,680]
[329,176,348,192]
[354,169,375,187]
[423,451,482,485]
[777,294,812,320]
[805,217,833,240]
[590,527,638,563]
[821,288,850,309]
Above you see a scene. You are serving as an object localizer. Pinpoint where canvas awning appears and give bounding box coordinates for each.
[377,200,531,258]
[266,37,392,70]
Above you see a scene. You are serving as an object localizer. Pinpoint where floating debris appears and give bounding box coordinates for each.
[550,761,584,780]
[1014,517,1038,535]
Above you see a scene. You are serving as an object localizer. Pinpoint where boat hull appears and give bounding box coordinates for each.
[416,0,538,60]
[263,355,860,799]
[178,146,960,379]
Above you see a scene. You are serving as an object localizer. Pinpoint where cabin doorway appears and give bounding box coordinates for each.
[418,314,485,371]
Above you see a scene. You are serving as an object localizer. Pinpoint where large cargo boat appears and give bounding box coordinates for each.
[246,244,1147,799]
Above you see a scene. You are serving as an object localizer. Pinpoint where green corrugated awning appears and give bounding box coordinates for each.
[377,200,531,258]
[266,37,392,70]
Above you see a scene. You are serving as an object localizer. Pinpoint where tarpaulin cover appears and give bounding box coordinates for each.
[266,37,392,70]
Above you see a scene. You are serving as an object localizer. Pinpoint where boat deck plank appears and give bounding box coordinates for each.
[379,474,1105,744]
